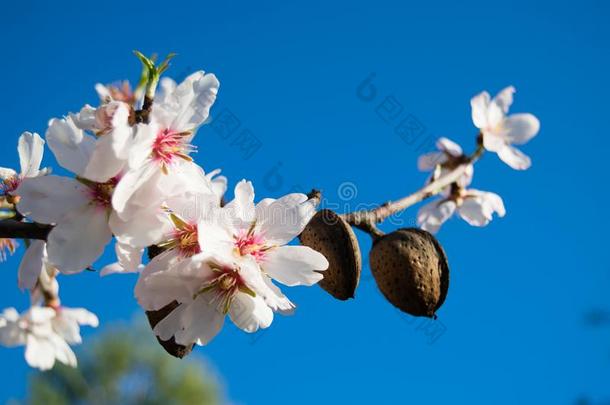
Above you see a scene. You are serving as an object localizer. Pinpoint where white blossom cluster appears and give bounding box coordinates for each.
[0,56,328,369]
[417,86,540,233]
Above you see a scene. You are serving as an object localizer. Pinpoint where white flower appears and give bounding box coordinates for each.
[417,189,506,233]
[112,71,220,219]
[0,132,48,202]
[471,86,540,170]
[16,173,119,274]
[104,190,219,276]
[417,137,473,188]
[136,252,273,346]
[47,102,133,183]
[198,180,329,312]
[0,305,98,370]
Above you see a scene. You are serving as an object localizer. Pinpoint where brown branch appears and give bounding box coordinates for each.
[0,219,52,240]
[134,95,154,124]
[342,142,484,238]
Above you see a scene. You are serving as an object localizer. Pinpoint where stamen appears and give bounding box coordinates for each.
[193,265,254,314]
[161,214,200,257]
[84,177,119,209]
[151,128,195,172]
[233,227,270,262]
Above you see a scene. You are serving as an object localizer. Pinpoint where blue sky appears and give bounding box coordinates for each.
[1,0,609,403]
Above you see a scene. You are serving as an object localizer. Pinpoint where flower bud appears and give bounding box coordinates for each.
[369,228,449,318]
[299,209,361,300]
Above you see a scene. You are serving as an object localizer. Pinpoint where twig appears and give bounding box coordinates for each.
[342,142,484,238]
[0,220,52,240]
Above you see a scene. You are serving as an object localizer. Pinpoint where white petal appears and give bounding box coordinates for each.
[127,123,157,170]
[46,205,113,274]
[503,113,540,145]
[28,306,56,324]
[82,133,126,183]
[470,91,490,129]
[111,162,159,219]
[72,105,98,131]
[0,167,17,180]
[109,102,133,159]
[155,295,225,347]
[436,137,463,157]
[49,333,77,367]
[224,180,256,224]
[482,132,506,153]
[162,161,213,198]
[135,254,204,311]
[417,152,446,171]
[18,132,45,178]
[256,194,316,245]
[483,191,506,217]
[46,117,95,176]
[16,176,89,224]
[109,207,170,248]
[457,199,488,226]
[100,242,144,276]
[417,199,456,234]
[263,246,328,287]
[60,307,99,327]
[51,316,81,344]
[18,240,46,290]
[206,169,228,202]
[82,104,133,182]
[492,86,515,113]
[25,334,56,370]
[497,145,532,170]
[154,71,220,131]
[229,294,273,333]
[262,276,296,314]
[156,77,177,105]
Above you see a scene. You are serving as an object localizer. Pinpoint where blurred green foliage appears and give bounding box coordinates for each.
[13,318,222,405]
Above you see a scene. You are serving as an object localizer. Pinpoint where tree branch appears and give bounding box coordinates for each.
[342,142,484,237]
[0,220,52,240]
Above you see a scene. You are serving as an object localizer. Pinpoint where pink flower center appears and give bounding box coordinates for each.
[151,128,194,171]
[86,177,119,209]
[195,265,255,314]
[173,223,201,257]
[234,229,268,262]
[157,214,201,258]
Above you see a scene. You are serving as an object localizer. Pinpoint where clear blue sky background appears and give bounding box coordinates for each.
[1,1,609,404]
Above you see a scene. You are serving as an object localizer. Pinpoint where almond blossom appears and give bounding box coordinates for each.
[417,137,473,188]
[417,187,506,233]
[49,101,133,183]
[112,71,220,219]
[0,305,97,370]
[136,252,273,346]
[471,86,540,170]
[16,173,118,274]
[198,180,328,312]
